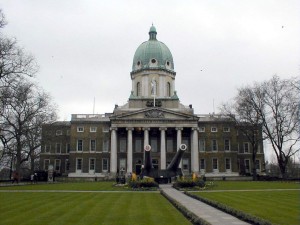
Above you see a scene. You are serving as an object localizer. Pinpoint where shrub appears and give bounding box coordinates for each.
[173,177,205,189]
[128,178,159,190]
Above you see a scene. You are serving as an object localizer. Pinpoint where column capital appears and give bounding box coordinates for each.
[191,127,199,131]
[110,127,118,131]
[142,127,150,131]
[126,127,134,131]
[175,127,183,131]
[159,127,167,131]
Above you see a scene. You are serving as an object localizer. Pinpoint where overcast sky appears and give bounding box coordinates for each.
[1,0,299,122]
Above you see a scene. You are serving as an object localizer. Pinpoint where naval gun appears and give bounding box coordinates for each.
[141,144,187,184]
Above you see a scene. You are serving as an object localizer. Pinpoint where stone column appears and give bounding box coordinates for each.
[126,128,133,174]
[176,128,183,168]
[191,128,199,173]
[160,128,167,169]
[110,127,118,174]
[143,128,150,162]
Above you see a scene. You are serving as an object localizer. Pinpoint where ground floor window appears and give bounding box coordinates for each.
[245,159,250,173]
[54,159,61,172]
[119,158,126,171]
[212,158,218,171]
[225,158,231,171]
[65,159,70,171]
[255,159,260,172]
[89,158,95,171]
[76,158,82,172]
[102,158,108,172]
[200,159,205,170]
[44,159,50,170]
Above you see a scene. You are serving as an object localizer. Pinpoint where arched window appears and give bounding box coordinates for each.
[166,82,171,97]
[137,82,141,97]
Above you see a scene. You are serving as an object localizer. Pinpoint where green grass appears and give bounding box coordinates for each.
[191,183,300,225]
[0,192,192,225]
[206,180,300,190]
[0,181,127,191]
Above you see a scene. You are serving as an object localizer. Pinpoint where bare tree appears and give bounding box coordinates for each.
[223,75,299,178]
[221,84,265,180]
[0,78,57,180]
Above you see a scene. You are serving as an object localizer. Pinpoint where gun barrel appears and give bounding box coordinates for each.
[166,144,187,171]
[144,145,153,172]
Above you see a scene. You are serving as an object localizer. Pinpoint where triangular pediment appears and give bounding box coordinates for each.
[110,108,198,121]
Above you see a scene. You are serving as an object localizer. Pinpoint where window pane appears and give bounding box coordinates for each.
[90,140,96,151]
[213,158,218,169]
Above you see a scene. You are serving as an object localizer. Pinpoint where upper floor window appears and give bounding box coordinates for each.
[56,143,61,154]
[211,127,218,132]
[199,127,205,132]
[77,140,83,151]
[90,127,97,132]
[77,126,84,132]
[211,140,218,151]
[199,139,205,152]
[56,130,62,136]
[223,127,230,132]
[44,144,51,153]
[224,139,230,151]
[244,142,250,153]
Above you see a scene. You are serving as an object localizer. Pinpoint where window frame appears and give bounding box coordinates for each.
[90,127,97,132]
[102,158,109,172]
[90,139,96,152]
[77,139,83,151]
[223,127,230,132]
[211,139,218,151]
[54,159,61,172]
[77,126,84,132]
[56,143,61,154]
[211,127,218,132]
[224,139,230,151]
[44,159,50,171]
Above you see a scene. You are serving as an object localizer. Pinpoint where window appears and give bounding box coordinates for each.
[166,82,171,97]
[90,127,97,132]
[56,130,62,136]
[65,159,70,171]
[102,127,109,133]
[245,159,250,173]
[199,127,205,132]
[77,126,84,132]
[200,159,205,170]
[224,139,230,151]
[225,158,231,170]
[76,158,82,171]
[137,82,141,97]
[103,139,109,152]
[44,144,51,153]
[90,139,96,152]
[67,130,70,136]
[44,159,50,170]
[54,159,61,172]
[199,139,205,152]
[244,142,249,153]
[119,138,127,153]
[211,127,217,132]
[77,140,83,151]
[66,143,70,153]
[89,158,95,171]
[102,158,108,171]
[120,158,126,171]
[223,127,230,132]
[211,139,218,151]
[56,143,61,154]
[255,159,260,171]
[182,158,189,171]
[150,138,158,152]
[212,158,218,170]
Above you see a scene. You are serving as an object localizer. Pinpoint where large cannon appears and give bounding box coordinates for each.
[141,144,187,184]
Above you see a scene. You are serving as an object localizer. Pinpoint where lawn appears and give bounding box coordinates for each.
[0,191,192,225]
[0,181,125,191]
[190,181,300,225]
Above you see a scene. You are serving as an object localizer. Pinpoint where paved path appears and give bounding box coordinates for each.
[160,184,250,225]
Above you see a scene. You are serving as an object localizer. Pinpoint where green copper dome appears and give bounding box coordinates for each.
[132,26,174,73]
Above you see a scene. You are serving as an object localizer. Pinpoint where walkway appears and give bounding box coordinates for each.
[160,184,250,225]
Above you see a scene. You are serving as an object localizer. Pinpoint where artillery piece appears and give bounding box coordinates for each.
[141,144,187,184]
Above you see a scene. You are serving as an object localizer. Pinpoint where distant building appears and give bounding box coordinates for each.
[40,26,265,179]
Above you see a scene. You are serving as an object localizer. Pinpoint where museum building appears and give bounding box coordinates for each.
[40,26,265,178]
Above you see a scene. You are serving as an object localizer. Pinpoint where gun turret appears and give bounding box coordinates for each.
[144,145,153,173]
[166,144,187,171]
